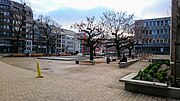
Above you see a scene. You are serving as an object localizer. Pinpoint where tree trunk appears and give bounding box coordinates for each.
[128,45,134,58]
[90,46,94,61]
[128,48,132,58]
[115,35,121,59]
[93,47,96,56]
[46,40,49,55]
[16,37,20,53]
[116,46,121,59]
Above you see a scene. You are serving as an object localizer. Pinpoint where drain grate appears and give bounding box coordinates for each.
[42,68,51,70]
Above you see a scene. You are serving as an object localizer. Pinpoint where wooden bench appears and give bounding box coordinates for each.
[119,59,139,68]
[75,60,95,65]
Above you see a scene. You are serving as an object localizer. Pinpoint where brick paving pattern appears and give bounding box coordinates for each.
[0,57,180,101]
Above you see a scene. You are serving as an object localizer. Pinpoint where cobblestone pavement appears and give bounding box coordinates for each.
[0,57,179,101]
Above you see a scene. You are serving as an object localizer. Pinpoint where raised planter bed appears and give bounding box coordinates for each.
[120,73,180,99]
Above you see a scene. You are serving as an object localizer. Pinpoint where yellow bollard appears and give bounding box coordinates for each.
[36,61,43,78]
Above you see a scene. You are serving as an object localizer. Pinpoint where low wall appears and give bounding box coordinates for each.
[120,73,180,99]
[152,59,170,63]
[119,59,139,68]
[75,60,95,65]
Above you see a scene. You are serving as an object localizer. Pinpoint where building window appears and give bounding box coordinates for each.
[144,22,148,27]
[62,40,65,43]
[0,5,9,9]
[164,29,168,34]
[145,30,148,35]
[161,29,163,34]
[152,30,156,34]
[149,39,152,43]
[165,20,168,25]
[149,30,152,35]
[157,30,159,34]
[153,21,156,26]
[5,12,10,16]
[143,22,146,26]
[67,41,73,44]
[0,11,3,15]
[150,21,152,26]
[157,39,159,43]
[62,35,65,39]
[160,39,163,43]
[62,44,65,48]
[4,18,10,23]
[157,21,160,26]
[161,20,164,25]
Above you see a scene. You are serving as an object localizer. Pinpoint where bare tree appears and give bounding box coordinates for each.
[122,21,146,57]
[71,17,105,61]
[101,10,134,58]
[9,3,33,53]
[34,15,59,54]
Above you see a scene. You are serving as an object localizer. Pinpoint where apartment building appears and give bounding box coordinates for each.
[57,29,80,53]
[0,0,33,53]
[32,20,46,53]
[33,23,80,54]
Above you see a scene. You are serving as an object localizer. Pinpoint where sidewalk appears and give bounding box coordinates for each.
[0,60,178,100]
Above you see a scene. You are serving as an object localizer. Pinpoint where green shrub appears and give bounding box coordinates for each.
[143,68,149,74]
[154,63,161,68]
[143,64,154,74]
[147,64,154,69]
[138,71,145,80]
[151,66,159,73]
[155,71,168,83]
[144,74,153,81]
[137,61,169,83]
[148,69,155,76]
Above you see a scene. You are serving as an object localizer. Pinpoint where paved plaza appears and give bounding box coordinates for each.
[0,56,179,101]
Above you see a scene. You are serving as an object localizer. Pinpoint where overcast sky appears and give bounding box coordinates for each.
[15,0,171,30]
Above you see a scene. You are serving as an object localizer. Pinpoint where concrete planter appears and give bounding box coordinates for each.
[120,73,180,99]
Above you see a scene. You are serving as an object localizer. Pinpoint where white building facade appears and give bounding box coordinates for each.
[56,29,80,53]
